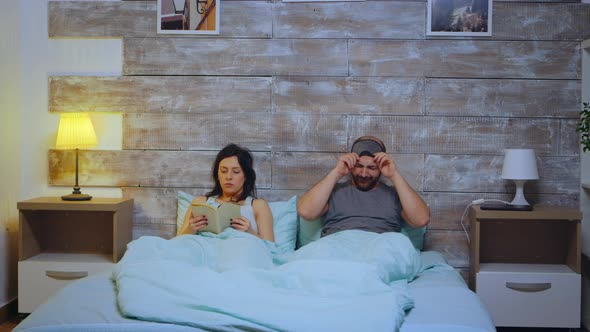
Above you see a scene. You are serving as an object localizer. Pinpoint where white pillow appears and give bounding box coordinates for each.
[176,191,298,252]
[297,216,322,248]
[176,191,194,234]
[267,195,298,252]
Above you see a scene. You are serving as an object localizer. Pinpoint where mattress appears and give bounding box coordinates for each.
[14,251,495,332]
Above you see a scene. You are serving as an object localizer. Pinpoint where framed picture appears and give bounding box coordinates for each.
[283,0,363,2]
[157,0,220,35]
[427,0,492,36]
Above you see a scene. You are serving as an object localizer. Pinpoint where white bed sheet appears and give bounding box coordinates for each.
[14,251,495,332]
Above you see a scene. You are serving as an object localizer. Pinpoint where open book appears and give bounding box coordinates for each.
[191,202,241,234]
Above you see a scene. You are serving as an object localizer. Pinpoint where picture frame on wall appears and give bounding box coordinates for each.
[283,0,363,2]
[427,0,492,36]
[157,0,220,35]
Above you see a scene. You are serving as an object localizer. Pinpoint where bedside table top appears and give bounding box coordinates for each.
[17,197,133,212]
[471,205,581,221]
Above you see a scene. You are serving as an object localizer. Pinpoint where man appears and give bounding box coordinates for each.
[297,136,430,236]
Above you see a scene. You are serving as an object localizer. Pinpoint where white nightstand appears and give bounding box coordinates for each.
[469,206,581,328]
[17,197,133,313]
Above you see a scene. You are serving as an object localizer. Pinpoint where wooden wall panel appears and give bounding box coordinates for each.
[561,119,582,156]
[46,0,585,272]
[122,113,348,152]
[49,76,272,113]
[494,0,583,3]
[273,77,424,115]
[424,230,469,268]
[349,40,580,79]
[49,1,154,38]
[271,152,424,190]
[424,155,580,193]
[123,38,349,76]
[49,1,590,41]
[492,3,590,41]
[425,79,581,118]
[49,1,273,38]
[48,149,272,188]
[133,224,176,240]
[348,116,560,154]
[273,2,425,39]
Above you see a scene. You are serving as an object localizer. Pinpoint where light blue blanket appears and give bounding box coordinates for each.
[113,229,421,332]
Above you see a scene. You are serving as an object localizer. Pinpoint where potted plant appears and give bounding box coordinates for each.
[576,102,590,152]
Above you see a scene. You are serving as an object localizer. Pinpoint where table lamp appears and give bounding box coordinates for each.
[55,113,97,201]
[501,148,539,210]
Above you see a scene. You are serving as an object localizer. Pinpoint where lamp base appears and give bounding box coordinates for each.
[480,202,533,211]
[61,193,92,201]
[62,188,92,201]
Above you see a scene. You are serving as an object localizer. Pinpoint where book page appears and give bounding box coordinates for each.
[217,203,241,232]
[191,204,220,233]
[191,203,241,234]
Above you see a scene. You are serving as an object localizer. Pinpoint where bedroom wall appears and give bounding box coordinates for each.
[0,0,125,314]
[44,0,589,280]
[0,0,22,313]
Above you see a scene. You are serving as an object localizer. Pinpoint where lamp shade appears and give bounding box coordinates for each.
[56,113,97,149]
[501,149,539,180]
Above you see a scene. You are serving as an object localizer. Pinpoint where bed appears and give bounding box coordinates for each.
[13,195,495,332]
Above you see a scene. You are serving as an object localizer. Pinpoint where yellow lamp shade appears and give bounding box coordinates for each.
[56,113,97,150]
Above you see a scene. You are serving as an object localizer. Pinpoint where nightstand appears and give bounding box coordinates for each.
[469,206,581,328]
[17,197,134,313]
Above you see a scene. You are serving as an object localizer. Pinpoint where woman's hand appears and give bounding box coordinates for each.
[230,215,253,234]
[186,214,208,233]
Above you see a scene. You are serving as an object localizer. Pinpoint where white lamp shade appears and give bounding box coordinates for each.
[501,149,539,180]
[56,113,97,150]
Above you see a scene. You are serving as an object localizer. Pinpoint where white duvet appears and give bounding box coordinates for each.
[113,229,422,332]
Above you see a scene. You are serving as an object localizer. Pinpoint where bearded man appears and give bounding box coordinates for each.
[297,136,430,237]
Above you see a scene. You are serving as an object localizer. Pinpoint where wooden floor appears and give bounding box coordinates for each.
[0,317,21,332]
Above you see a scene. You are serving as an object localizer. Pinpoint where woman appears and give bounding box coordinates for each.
[177,143,274,241]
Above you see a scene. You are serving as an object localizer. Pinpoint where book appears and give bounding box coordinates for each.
[190,202,241,234]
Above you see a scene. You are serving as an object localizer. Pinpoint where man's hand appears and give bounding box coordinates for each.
[334,153,359,177]
[374,152,398,179]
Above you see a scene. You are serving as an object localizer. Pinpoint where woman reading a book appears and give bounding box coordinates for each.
[177,143,275,241]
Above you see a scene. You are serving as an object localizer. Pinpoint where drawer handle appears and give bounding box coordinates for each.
[505,282,551,293]
[45,270,88,280]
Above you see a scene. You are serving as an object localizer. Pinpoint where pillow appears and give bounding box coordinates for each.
[267,196,298,253]
[297,216,322,248]
[177,191,194,233]
[176,191,299,252]
[400,221,426,251]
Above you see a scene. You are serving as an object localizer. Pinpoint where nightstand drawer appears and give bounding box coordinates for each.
[18,256,114,313]
[477,264,580,328]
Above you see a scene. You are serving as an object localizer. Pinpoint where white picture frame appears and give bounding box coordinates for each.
[427,0,492,37]
[157,0,220,35]
[282,0,363,2]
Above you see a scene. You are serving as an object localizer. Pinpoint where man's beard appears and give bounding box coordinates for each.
[352,175,379,191]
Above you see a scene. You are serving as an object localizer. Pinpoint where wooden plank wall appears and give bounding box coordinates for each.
[47,0,589,276]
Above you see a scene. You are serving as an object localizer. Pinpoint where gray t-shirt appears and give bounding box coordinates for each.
[322,181,403,237]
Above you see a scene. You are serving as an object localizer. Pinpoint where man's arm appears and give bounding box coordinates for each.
[297,153,358,221]
[374,153,430,228]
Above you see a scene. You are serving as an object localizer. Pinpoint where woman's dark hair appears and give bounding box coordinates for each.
[206,143,257,201]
